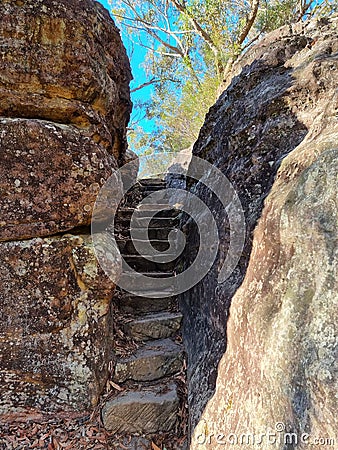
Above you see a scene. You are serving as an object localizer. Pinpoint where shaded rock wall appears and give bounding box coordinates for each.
[181,17,338,436]
[192,145,337,449]
[0,0,131,418]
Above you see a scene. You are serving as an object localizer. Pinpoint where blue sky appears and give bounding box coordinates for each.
[97,0,155,136]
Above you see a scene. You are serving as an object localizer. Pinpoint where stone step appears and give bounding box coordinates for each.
[121,238,172,255]
[141,187,167,196]
[124,312,183,341]
[116,206,179,219]
[137,203,173,211]
[116,227,179,241]
[123,254,178,272]
[114,338,183,383]
[122,272,176,292]
[140,180,167,191]
[142,184,166,191]
[140,185,167,196]
[115,215,178,228]
[117,294,175,315]
[139,178,166,186]
[102,382,179,434]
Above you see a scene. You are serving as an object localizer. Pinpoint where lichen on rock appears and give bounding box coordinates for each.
[0,234,121,416]
[181,16,338,444]
[0,0,130,419]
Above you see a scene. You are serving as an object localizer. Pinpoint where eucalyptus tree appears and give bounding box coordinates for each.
[110,0,337,153]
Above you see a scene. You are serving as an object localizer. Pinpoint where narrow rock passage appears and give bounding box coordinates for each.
[102,179,186,442]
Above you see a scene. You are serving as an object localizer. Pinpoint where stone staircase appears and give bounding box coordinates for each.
[102,179,184,439]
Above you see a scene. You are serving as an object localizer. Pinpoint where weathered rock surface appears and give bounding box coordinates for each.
[114,339,183,383]
[0,0,130,418]
[102,382,179,434]
[0,233,120,416]
[192,142,338,450]
[125,312,182,341]
[0,118,119,241]
[0,0,131,159]
[0,0,131,241]
[181,16,338,438]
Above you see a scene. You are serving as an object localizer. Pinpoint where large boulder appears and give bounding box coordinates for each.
[192,144,337,449]
[181,16,338,439]
[0,0,131,159]
[0,234,120,418]
[0,0,131,418]
[0,119,119,241]
[0,0,132,241]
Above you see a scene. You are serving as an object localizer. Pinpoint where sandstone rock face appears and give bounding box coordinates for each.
[0,0,131,158]
[0,0,130,418]
[0,0,132,241]
[191,141,338,450]
[0,234,120,417]
[181,16,338,438]
[0,119,118,241]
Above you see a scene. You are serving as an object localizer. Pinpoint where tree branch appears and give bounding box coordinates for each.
[131,79,162,93]
[169,0,220,57]
[238,0,260,45]
[241,30,262,51]
[296,0,314,21]
[221,0,260,84]
[131,77,179,93]
[169,0,227,78]
[137,42,182,57]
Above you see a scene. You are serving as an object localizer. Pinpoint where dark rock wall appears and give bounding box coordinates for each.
[0,0,131,418]
[182,17,338,435]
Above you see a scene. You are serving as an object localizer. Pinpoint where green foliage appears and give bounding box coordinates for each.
[255,0,304,32]
[138,151,177,178]
[149,74,219,152]
[110,0,336,157]
[255,0,338,32]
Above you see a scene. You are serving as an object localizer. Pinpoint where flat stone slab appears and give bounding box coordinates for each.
[125,312,182,341]
[115,226,174,240]
[118,294,174,315]
[102,382,179,434]
[124,238,172,254]
[114,339,183,383]
[123,254,178,272]
[116,207,179,219]
[121,272,176,292]
[139,178,166,186]
[116,215,178,228]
